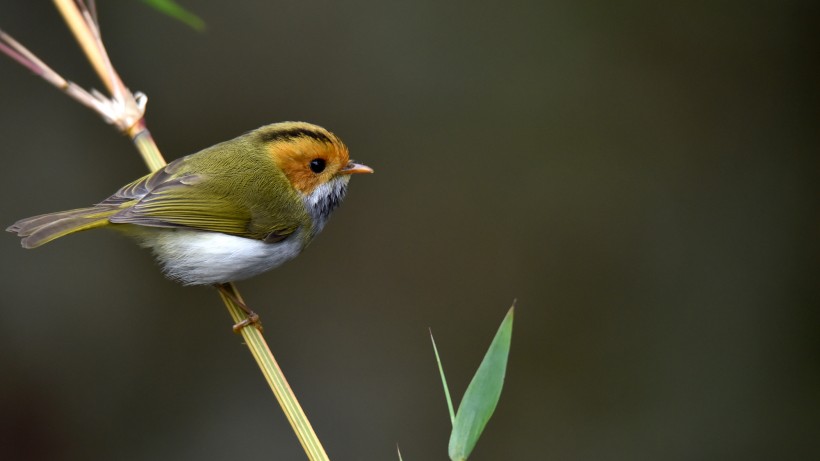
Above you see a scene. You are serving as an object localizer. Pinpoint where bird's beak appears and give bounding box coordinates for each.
[340,162,374,175]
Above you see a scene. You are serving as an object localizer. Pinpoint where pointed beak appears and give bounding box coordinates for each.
[339,161,374,175]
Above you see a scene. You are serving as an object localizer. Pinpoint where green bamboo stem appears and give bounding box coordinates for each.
[129,121,166,172]
[218,284,329,460]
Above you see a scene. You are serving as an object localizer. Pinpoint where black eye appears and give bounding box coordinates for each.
[309,158,326,173]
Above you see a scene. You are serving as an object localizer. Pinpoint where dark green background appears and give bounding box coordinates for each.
[0,1,816,460]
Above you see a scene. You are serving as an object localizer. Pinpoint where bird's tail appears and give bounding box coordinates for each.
[7,205,122,249]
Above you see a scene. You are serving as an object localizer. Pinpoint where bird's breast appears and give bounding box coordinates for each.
[128,227,306,285]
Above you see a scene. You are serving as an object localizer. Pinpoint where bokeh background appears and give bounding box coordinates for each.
[0,1,817,460]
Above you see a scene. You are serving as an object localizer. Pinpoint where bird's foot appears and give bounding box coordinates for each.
[214,283,264,334]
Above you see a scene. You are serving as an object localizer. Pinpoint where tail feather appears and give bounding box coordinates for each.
[7,206,122,249]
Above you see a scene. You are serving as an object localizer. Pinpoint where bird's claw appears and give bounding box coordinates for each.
[232,312,263,333]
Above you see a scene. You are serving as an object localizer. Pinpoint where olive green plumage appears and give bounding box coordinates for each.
[10,128,308,249]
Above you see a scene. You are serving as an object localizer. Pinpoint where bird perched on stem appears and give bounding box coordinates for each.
[8,121,372,323]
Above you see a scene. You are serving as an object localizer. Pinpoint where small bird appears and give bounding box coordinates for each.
[7,121,372,292]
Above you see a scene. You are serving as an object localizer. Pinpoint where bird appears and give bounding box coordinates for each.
[7,121,372,325]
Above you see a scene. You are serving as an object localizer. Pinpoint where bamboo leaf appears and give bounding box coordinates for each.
[142,0,206,31]
[431,329,456,425]
[448,304,514,461]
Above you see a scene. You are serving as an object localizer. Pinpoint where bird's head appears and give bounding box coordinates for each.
[259,121,373,225]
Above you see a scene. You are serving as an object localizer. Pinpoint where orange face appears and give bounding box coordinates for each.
[263,122,372,196]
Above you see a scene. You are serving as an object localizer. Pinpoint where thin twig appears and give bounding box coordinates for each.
[86,0,99,28]
[0,29,67,87]
[0,28,146,134]
[53,0,112,93]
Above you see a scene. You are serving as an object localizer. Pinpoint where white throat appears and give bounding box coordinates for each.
[303,175,350,236]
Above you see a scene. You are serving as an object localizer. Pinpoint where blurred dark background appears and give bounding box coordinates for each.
[0,1,817,460]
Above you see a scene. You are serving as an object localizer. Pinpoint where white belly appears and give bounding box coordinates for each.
[128,228,305,285]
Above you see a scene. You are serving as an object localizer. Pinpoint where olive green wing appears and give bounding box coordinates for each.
[106,161,299,241]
